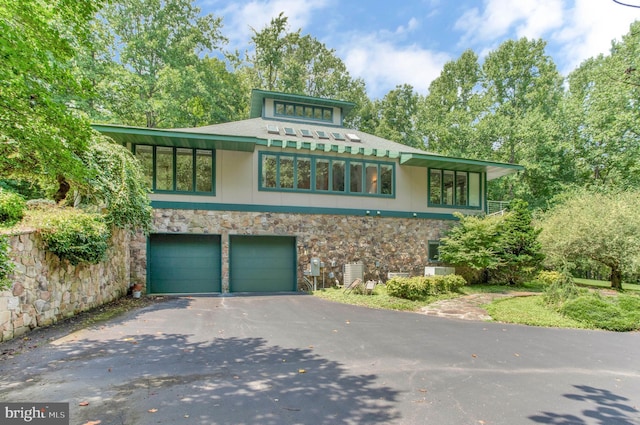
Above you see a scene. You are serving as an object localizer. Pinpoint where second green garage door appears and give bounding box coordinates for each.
[229,235,297,293]
[148,234,221,294]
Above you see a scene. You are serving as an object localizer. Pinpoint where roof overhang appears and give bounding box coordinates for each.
[400,153,524,180]
[249,89,356,119]
[92,124,258,152]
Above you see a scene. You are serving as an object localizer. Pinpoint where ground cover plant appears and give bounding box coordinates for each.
[313,284,460,312]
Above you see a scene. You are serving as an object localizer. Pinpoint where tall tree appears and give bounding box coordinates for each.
[563,21,640,190]
[93,0,228,128]
[0,0,104,197]
[420,50,487,158]
[480,38,566,206]
[359,85,424,149]
[245,13,368,124]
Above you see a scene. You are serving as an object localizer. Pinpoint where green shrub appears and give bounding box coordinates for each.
[560,293,640,331]
[0,189,26,226]
[386,275,466,300]
[0,235,14,290]
[38,209,111,265]
[541,271,585,307]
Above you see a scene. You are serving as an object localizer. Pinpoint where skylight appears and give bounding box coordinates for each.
[346,133,361,142]
[267,124,280,134]
[315,130,330,139]
[300,129,313,137]
[284,127,296,136]
[331,132,345,141]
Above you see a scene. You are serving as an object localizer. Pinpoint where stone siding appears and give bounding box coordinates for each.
[131,209,453,292]
[0,229,131,342]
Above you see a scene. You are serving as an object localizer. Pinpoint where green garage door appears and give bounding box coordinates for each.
[230,236,296,293]
[149,234,221,294]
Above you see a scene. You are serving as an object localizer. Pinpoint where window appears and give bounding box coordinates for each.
[135,145,215,194]
[428,240,441,262]
[429,168,481,209]
[259,152,394,197]
[316,159,329,191]
[274,101,333,123]
[350,162,363,193]
[284,127,296,136]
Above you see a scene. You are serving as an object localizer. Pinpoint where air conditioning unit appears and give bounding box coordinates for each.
[424,266,455,276]
[344,263,364,287]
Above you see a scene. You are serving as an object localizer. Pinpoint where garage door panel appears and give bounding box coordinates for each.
[149,234,221,294]
[230,236,296,293]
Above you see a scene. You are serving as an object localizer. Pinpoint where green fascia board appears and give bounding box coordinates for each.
[399,153,524,180]
[92,124,259,152]
[249,89,356,119]
[151,200,460,221]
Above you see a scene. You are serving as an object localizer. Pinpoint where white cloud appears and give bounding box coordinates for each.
[341,35,450,98]
[454,0,564,45]
[553,0,638,73]
[206,0,333,51]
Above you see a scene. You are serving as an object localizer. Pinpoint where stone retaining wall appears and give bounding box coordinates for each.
[0,228,130,342]
[131,209,453,292]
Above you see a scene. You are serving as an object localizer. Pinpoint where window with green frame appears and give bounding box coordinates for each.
[429,169,481,208]
[427,240,441,262]
[274,101,333,123]
[260,152,394,197]
[134,145,215,194]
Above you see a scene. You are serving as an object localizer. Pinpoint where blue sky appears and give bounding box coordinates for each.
[196,0,640,99]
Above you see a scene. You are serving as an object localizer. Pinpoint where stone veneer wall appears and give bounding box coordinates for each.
[130,209,453,292]
[0,228,131,342]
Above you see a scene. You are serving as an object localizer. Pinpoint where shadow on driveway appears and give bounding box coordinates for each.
[3,329,401,424]
[529,385,638,425]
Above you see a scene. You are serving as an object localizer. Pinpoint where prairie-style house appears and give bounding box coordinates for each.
[94,89,522,294]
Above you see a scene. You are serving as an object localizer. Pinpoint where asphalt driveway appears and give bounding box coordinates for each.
[1,295,639,425]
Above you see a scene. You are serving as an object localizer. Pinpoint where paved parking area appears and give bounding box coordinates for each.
[1,295,639,425]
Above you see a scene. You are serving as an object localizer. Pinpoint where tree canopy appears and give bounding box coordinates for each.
[538,189,640,289]
[0,0,103,193]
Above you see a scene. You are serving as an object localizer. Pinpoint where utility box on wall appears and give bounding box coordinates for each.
[310,257,321,276]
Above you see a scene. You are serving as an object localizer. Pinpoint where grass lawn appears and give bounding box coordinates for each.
[485,295,590,329]
[313,278,640,331]
[573,277,640,292]
[313,285,457,311]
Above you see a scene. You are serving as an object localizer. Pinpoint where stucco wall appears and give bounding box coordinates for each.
[0,228,131,342]
[131,209,453,292]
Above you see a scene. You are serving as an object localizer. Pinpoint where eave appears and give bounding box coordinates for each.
[400,153,524,180]
[249,89,356,119]
[92,124,259,152]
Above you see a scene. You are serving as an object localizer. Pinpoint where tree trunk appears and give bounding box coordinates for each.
[610,267,623,290]
[53,175,70,204]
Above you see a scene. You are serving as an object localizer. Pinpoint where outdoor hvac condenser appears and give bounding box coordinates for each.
[343,263,364,287]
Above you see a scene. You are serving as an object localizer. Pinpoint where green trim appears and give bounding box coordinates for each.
[250,89,355,119]
[134,145,216,195]
[400,153,523,181]
[258,151,395,198]
[150,200,460,221]
[273,101,334,124]
[93,124,259,152]
[428,168,483,210]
